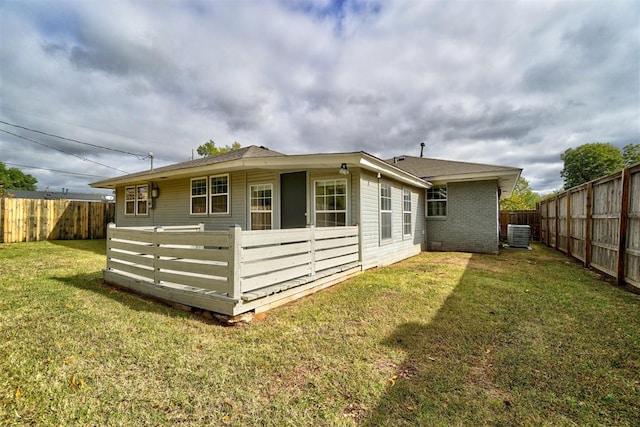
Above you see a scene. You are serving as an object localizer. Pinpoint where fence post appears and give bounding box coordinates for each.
[228,225,242,301]
[617,168,631,286]
[566,192,572,257]
[309,225,316,276]
[154,226,163,284]
[545,200,550,246]
[585,182,593,267]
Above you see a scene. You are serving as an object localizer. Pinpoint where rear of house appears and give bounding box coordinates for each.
[90,146,429,315]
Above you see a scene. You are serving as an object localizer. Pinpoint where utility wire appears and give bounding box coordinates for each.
[2,161,110,178]
[0,129,129,174]
[0,120,149,159]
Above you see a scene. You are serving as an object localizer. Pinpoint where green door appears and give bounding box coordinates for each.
[280,171,307,229]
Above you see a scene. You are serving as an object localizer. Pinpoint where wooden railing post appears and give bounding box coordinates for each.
[309,225,316,276]
[154,226,163,284]
[106,222,116,271]
[617,168,631,286]
[228,225,242,301]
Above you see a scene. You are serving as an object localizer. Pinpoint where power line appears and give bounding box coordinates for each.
[0,120,149,159]
[0,129,129,174]
[2,162,110,178]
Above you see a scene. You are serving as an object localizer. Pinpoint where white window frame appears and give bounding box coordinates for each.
[380,182,392,241]
[190,177,208,215]
[403,188,412,237]
[314,178,348,227]
[124,185,149,216]
[427,185,447,218]
[136,185,149,216]
[249,183,273,230]
[124,186,136,216]
[209,174,230,215]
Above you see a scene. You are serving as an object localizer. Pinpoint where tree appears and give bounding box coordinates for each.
[0,162,38,193]
[622,143,640,167]
[500,177,541,211]
[560,143,624,189]
[196,140,241,157]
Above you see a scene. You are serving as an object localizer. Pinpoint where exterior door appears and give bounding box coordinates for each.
[280,171,307,229]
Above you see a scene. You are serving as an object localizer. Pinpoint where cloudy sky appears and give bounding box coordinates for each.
[1,0,638,195]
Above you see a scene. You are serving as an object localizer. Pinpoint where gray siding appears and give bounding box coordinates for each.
[359,170,425,269]
[426,180,499,254]
[114,168,362,230]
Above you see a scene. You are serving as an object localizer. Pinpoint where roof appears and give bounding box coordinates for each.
[386,155,521,197]
[2,189,114,202]
[102,145,284,184]
[90,145,430,190]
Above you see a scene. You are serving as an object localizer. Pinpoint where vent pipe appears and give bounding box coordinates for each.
[420,142,426,158]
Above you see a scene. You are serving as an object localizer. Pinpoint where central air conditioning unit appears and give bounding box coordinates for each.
[507,224,530,248]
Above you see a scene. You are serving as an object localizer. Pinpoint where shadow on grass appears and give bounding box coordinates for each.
[51,271,222,324]
[360,253,518,426]
[49,239,107,256]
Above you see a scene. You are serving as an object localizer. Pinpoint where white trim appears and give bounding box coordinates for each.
[124,186,136,216]
[209,173,230,215]
[135,185,149,216]
[379,182,392,242]
[402,188,412,238]
[427,184,447,218]
[249,183,273,230]
[190,176,208,216]
[313,178,348,227]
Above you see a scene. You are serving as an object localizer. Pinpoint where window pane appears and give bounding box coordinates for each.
[125,201,135,214]
[137,200,148,215]
[191,179,207,196]
[125,187,135,201]
[211,195,227,213]
[428,201,447,216]
[315,179,347,227]
[404,212,411,235]
[137,186,148,201]
[192,197,207,214]
[381,212,392,240]
[251,212,272,230]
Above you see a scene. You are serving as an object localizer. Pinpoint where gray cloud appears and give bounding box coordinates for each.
[0,0,637,195]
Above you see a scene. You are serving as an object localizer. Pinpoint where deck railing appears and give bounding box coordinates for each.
[106,224,360,300]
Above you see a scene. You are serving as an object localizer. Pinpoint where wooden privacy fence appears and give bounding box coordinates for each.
[539,164,640,290]
[0,198,115,243]
[499,210,541,241]
[105,224,361,303]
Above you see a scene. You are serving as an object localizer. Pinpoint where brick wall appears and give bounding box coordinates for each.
[426,180,499,254]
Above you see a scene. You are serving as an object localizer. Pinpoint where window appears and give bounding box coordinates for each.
[427,185,447,217]
[403,189,412,236]
[191,177,208,214]
[190,174,230,215]
[125,186,136,215]
[250,184,273,230]
[315,179,347,227]
[380,183,392,240]
[124,185,148,216]
[210,175,229,214]
[136,185,148,215]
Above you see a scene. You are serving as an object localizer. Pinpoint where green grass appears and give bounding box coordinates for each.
[1,240,639,426]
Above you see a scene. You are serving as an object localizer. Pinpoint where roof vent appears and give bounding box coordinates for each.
[507,224,530,248]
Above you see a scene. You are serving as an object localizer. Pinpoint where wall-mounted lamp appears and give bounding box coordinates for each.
[339,163,349,175]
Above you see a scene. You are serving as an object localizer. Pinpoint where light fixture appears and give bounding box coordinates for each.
[339,163,349,175]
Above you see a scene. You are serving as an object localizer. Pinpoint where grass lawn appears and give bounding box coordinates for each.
[1,240,639,426]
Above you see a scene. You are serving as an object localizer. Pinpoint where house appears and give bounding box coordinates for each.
[89,146,519,317]
[386,156,522,254]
